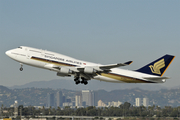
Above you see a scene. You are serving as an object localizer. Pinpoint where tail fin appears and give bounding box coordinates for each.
[136,54,175,76]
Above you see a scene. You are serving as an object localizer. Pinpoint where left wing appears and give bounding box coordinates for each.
[99,61,133,70]
[45,61,133,80]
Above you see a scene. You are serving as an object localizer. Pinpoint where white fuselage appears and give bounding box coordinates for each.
[6,46,164,83]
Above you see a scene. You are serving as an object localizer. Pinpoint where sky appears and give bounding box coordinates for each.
[0,0,180,89]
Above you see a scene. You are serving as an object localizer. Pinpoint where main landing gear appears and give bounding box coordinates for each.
[20,63,23,71]
[74,76,88,85]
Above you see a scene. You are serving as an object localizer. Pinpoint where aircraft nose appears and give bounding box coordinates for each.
[5,50,11,56]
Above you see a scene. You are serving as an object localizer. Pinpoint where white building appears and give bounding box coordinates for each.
[56,91,63,107]
[75,95,82,107]
[63,102,73,107]
[97,100,107,107]
[82,90,95,106]
[14,100,18,117]
[135,98,141,106]
[143,98,149,107]
[108,101,122,107]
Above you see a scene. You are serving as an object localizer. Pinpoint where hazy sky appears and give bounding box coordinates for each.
[0,0,179,88]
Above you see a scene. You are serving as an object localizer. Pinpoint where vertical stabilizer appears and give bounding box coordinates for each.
[136,54,175,76]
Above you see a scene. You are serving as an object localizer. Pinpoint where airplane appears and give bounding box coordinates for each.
[5,46,175,85]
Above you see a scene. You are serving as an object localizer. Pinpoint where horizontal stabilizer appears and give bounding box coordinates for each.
[143,76,170,80]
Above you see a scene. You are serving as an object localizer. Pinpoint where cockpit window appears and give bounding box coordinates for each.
[18,47,22,49]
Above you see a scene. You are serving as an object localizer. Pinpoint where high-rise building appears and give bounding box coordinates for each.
[75,95,82,107]
[135,98,141,107]
[143,98,149,107]
[47,93,55,107]
[82,90,95,106]
[82,90,91,106]
[56,91,63,107]
[14,101,18,117]
[92,91,98,106]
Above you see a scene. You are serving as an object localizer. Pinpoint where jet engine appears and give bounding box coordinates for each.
[59,67,73,74]
[56,67,73,77]
[57,72,71,77]
[84,67,97,74]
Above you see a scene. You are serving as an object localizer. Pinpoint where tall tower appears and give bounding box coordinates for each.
[82,90,95,106]
[143,98,149,107]
[14,101,18,117]
[47,93,55,107]
[56,91,63,107]
[92,91,98,106]
[135,98,141,107]
[75,95,82,107]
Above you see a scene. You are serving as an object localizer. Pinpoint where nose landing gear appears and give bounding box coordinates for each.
[20,63,23,71]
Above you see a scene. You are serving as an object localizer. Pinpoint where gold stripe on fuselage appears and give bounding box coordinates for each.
[101,73,154,83]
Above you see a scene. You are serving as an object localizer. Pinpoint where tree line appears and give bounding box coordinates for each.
[1,102,180,118]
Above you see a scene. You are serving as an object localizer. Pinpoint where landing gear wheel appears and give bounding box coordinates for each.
[81,80,84,84]
[19,63,23,71]
[84,81,88,85]
[81,77,88,85]
[75,81,80,85]
[20,67,23,71]
[74,75,81,85]
[74,76,79,81]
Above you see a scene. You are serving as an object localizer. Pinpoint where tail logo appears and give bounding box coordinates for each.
[149,59,165,75]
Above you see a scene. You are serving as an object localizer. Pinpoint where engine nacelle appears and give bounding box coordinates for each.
[57,72,71,77]
[84,67,96,74]
[59,67,72,74]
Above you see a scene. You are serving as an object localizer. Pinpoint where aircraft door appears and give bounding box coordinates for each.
[25,48,31,59]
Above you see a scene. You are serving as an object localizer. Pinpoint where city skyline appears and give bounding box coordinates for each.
[45,89,153,108]
[0,84,178,107]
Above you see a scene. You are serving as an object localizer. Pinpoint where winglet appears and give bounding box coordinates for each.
[124,61,133,65]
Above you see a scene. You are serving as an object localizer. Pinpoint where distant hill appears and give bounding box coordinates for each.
[9,79,167,91]
[0,85,13,93]
[2,85,179,107]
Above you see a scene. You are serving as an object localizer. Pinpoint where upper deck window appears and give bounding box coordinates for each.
[18,47,22,49]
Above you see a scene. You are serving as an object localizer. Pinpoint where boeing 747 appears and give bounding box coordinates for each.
[6,46,175,85]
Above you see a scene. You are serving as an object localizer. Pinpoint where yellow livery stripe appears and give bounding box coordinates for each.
[161,56,175,77]
[101,73,155,83]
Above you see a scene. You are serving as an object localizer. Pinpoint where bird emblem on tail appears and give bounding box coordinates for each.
[149,59,165,75]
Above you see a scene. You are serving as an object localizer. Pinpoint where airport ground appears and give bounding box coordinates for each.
[2,116,180,120]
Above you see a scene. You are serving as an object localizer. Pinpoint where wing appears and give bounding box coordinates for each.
[77,61,133,80]
[45,61,133,80]
[76,61,133,73]
[99,61,133,70]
